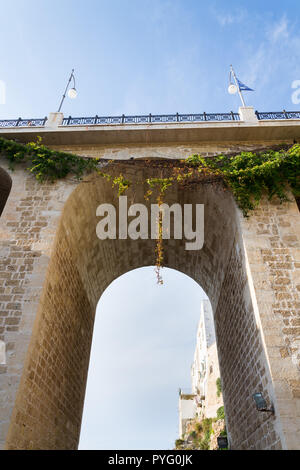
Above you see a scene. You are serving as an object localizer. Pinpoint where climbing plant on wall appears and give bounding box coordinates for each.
[0,136,299,283]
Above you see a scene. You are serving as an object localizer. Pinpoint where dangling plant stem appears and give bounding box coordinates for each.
[146,176,174,284]
[155,190,164,285]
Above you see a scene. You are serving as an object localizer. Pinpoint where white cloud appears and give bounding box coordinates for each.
[266,15,289,42]
[237,14,300,101]
[213,8,246,26]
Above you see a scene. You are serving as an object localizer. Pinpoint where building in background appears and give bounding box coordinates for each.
[178,299,223,437]
[191,299,223,418]
[178,389,197,438]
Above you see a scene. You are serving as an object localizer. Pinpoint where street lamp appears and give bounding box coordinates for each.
[252,392,274,414]
[228,65,254,107]
[57,69,77,112]
[217,436,228,450]
[67,87,77,99]
[228,83,238,95]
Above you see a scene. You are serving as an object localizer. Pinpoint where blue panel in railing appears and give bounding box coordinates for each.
[0,118,46,128]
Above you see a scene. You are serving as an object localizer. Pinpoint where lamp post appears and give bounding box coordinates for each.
[228,65,246,107]
[57,69,77,113]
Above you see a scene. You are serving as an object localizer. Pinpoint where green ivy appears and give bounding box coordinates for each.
[146,177,174,193]
[186,145,300,216]
[0,137,299,218]
[0,136,99,182]
[217,406,225,420]
[216,377,222,397]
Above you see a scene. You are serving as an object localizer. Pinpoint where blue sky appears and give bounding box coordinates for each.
[2,0,300,450]
[1,1,300,119]
[79,267,206,450]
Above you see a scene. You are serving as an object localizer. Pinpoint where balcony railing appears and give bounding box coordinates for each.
[255,110,300,120]
[0,117,47,128]
[1,110,300,128]
[60,112,240,126]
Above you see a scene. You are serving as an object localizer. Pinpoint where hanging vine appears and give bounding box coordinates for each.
[0,136,299,283]
[145,177,174,284]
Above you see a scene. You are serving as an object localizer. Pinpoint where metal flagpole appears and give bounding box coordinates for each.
[230,65,246,107]
[57,69,75,113]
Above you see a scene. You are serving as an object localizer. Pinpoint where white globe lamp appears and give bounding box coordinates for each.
[68,87,77,99]
[228,84,238,95]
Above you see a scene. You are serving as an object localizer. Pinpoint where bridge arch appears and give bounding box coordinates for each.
[2,162,291,450]
[0,166,12,217]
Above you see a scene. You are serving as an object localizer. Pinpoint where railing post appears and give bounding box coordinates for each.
[176,112,179,122]
[67,115,71,125]
[239,107,258,122]
[16,117,21,127]
[203,112,207,121]
[230,111,235,121]
[43,116,47,126]
[149,113,152,123]
[95,115,98,124]
[283,109,288,119]
[122,114,125,124]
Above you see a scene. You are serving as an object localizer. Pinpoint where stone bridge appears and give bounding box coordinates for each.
[0,112,299,450]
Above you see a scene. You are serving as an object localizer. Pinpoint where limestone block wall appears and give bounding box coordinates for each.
[241,196,300,449]
[0,163,74,449]
[215,236,283,449]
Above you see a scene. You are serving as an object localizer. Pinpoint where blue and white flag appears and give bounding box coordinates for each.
[237,77,254,91]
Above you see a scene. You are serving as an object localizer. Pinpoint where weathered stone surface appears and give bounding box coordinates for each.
[0,136,299,450]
